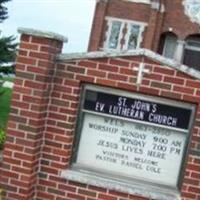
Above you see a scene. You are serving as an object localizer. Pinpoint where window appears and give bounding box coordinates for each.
[108,21,122,49]
[163,34,178,59]
[127,24,140,49]
[183,37,200,70]
[104,17,146,51]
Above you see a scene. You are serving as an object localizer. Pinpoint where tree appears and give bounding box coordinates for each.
[0,0,11,23]
[0,35,17,64]
[0,0,17,67]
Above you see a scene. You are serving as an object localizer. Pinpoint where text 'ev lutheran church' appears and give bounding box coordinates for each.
[1,0,200,200]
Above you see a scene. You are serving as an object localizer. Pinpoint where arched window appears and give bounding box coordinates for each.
[183,34,200,70]
[158,32,178,59]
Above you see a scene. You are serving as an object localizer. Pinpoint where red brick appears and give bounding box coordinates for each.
[41,166,58,175]
[108,73,127,81]
[37,191,54,200]
[24,80,45,89]
[11,100,30,109]
[129,194,149,200]
[97,78,117,87]
[17,56,37,65]
[67,193,85,200]
[7,128,25,138]
[183,95,200,104]
[10,179,31,188]
[38,60,53,68]
[31,37,53,45]
[186,164,200,172]
[1,170,19,179]
[139,86,159,95]
[186,80,200,88]
[109,58,130,67]
[117,82,137,92]
[120,67,135,76]
[98,193,117,200]
[181,192,196,199]
[99,63,119,72]
[188,186,200,194]
[21,35,31,42]
[109,190,128,198]
[40,46,59,53]
[79,60,97,68]
[88,69,107,77]
[29,51,51,60]
[191,172,200,179]
[88,185,107,193]
[78,189,97,197]
[64,79,79,87]
[161,91,182,100]
[3,157,21,165]
[27,66,48,74]
[76,74,95,83]
[20,42,39,51]
[151,81,171,90]
[164,76,185,85]
[18,49,28,56]
[58,184,76,192]
[153,67,175,75]
[184,178,200,185]
[67,65,86,74]
[173,86,195,95]
[69,180,87,188]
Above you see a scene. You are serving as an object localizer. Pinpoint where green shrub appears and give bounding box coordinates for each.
[0,129,6,150]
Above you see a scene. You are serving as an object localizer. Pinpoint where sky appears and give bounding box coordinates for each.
[0,0,96,53]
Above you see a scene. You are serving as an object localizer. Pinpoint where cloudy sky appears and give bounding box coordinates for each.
[0,0,96,53]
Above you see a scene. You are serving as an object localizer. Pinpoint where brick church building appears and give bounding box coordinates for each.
[89,0,200,70]
[1,0,200,200]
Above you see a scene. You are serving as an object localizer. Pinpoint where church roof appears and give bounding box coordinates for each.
[57,48,200,80]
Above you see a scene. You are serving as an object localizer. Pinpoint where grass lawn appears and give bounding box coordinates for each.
[0,76,15,82]
[0,87,12,129]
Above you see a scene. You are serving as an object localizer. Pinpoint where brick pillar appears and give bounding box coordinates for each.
[1,28,67,200]
[143,0,164,50]
[87,0,108,51]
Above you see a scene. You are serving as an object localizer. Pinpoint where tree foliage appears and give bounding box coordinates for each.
[0,0,10,23]
[0,0,17,64]
[0,35,17,64]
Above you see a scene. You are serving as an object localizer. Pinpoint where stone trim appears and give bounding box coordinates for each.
[18,27,68,43]
[57,48,200,80]
[61,169,181,200]
[122,0,150,5]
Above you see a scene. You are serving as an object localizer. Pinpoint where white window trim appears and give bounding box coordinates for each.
[104,17,147,51]
[122,0,150,4]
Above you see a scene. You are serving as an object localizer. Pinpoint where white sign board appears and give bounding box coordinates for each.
[76,113,186,186]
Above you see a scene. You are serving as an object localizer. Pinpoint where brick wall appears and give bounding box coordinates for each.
[1,31,63,200]
[163,0,200,39]
[1,31,200,200]
[88,0,200,52]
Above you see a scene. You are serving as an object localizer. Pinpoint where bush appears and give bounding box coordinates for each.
[0,129,6,150]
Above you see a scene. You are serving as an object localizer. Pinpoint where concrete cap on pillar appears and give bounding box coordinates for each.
[18,27,68,43]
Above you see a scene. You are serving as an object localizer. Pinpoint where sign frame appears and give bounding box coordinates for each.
[71,84,196,191]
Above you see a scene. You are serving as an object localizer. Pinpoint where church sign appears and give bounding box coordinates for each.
[72,85,196,188]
